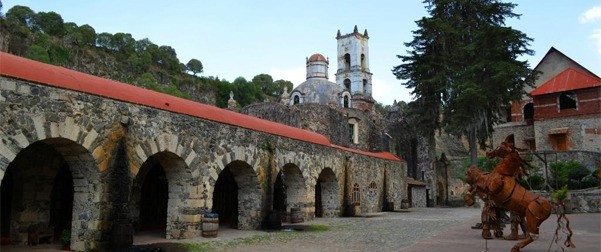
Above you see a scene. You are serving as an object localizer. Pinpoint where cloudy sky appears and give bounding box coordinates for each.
[4,0,601,105]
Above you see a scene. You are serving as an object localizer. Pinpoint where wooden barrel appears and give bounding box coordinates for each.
[290,208,303,223]
[202,213,219,238]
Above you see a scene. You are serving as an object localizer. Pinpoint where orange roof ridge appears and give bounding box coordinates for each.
[0,52,401,162]
[531,67,601,96]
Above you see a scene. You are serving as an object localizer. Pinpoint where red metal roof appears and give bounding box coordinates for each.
[531,67,601,96]
[0,52,401,162]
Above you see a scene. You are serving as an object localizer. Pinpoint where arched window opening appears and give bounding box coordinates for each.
[343,95,349,108]
[344,79,351,91]
[360,54,365,70]
[362,79,367,94]
[352,183,361,206]
[559,92,577,110]
[523,103,534,121]
[293,95,300,105]
[344,53,351,70]
[368,181,377,196]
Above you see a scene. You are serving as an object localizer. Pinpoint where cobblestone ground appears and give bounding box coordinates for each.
[220,207,481,252]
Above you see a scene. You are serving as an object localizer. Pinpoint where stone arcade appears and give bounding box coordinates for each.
[0,52,407,251]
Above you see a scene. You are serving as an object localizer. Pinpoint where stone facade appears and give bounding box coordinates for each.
[0,73,406,251]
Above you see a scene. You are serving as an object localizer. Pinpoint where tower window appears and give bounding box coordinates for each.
[361,54,365,70]
[362,79,367,94]
[558,92,577,110]
[344,53,351,70]
[344,79,351,91]
[343,95,349,108]
[293,95,300,104]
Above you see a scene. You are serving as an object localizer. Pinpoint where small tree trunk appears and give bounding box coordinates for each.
[468,127,478,166]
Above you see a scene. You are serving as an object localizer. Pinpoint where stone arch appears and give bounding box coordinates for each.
[131,151,195,239]
[315,167,340,217]
[0,113,106,251]
[344,53,351,70]
[274,163,307,218]
[212,160,261,230]
[0,138,101,250]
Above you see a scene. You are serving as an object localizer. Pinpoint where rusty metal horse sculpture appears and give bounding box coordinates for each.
[465,142,553,252]
[465,166,552,251]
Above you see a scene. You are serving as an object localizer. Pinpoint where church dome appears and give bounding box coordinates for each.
[308,53,328,63]
[292,78,343,105]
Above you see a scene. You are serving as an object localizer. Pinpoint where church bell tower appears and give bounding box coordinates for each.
[335,25,374,111]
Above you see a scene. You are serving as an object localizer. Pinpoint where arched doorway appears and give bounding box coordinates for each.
[212,161,260,230]
[139,164,168,231]
[212,167,238,228]
[315,168,340,217]
[0,140,79,245]
[273,164,306,221]
[132,151,190,239]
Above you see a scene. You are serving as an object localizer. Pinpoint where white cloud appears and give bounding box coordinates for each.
[269,67,306,86]
[579,6,601,23]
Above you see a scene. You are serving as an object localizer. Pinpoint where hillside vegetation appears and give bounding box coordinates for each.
[0,4,293,108]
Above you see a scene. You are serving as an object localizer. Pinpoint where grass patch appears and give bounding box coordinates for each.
[306,224,329,232]
[181,242,218,252]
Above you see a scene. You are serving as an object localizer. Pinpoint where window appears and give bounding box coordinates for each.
[344,79,351,91]
[523,103,534,121]
[293,95,300,104]
[549,133,568,151]
[362,79,367,94]
[559,92,577,110]
[368,181,377,196]
[360,54,365,70]
[348,118,359,144]
[344,53,351,70]
[343,95,349,108]
[352,183,361,205]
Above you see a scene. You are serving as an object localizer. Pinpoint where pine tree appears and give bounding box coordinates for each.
[393,0,536,165]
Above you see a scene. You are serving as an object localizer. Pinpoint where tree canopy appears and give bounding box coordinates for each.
[186,58,203,76]
[393,0,536,165]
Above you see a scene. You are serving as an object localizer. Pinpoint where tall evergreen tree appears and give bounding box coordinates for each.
[393,0,536,165]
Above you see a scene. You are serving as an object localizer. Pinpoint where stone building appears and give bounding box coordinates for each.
[244,26,434,208]
[0,52,407,250]
[492,47,601,178]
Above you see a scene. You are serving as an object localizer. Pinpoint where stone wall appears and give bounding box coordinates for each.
[534,117,601,153]
[0,76,406,251]
[536,187,601,213]
[242,102,386,152]
[410,186,427,208]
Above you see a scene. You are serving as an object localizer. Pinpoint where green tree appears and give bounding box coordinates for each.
[35,11,64,37]
[78,24,96,46]
[252,73,274,96]
[392,0,535,165]
[186,58,203,76]
[273,79,293,97]
[5,5,35,28]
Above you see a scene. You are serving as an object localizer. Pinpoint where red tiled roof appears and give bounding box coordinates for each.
[531,67,601,96]
[0,52,401,162]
